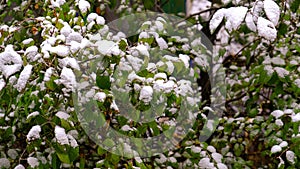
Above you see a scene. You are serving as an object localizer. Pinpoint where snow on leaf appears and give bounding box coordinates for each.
[27,157,39,168]
[139,86,153,103]
[25,46,39,62]
[257,17,277,41]
[286,150,295,164]
[224,7,248,32]
[22,38,34,45]
[50,45,70,57]
[55,111,70,120]
[55,126,69,145]
[94,92,106,102]
[212,152,222,163]
[209,9,226,34]
[67,134,78,148]
[0,45,23,78]
[14,164,25,169]
[0,158,10,168]
[271,110,284,119]
[14,65,33,92]
[245,12,257,31]
[66,32,83,43]
[279,141,288,147]
[252,0,264,23]
[59,57,80,70]
[274,67,289,78]
[70,41,81,54]
[87,13,98,23]
[44,67,53,82]
[198,158,214,168]
[155,37,168,50]
[271,145,282,153]
[50,0,66,8]
[217,163,228,169]
[78,0,90,13]
[136,44,150,57]
[291,113,300,122]
[294,79,300,88]
[26,111,40,120]
[264,0,280,26]
[27,125,41,141]
[61,24,72,37]
[126,55,144,71]
[58,67,77,89]
[179,54,190,68]
[0,78,5,91]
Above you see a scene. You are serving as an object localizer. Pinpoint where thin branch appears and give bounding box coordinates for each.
[226,92,247,105]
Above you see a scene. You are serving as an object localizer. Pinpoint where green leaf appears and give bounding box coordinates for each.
[290,0,300,13]
[97,146,107,155]
[68,147,79,163]
[52,154,61,169]
[142,0,155,10]
[96,75,111,90]
[118,39,127,51]
[136,69,154,78]
[57,152,71,164]
[109,0,117,8]
[103,138,115,149]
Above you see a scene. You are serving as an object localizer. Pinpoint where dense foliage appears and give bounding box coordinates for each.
[0,0,299,168]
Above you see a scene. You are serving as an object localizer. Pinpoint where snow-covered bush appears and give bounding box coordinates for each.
[0,0,299,168]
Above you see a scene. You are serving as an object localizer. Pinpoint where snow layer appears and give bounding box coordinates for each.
[179,54,190,68]
[0,45,23,78]
[14,65,33,92]
[294,79,300,88]
[58,67,77,89]
[25,46,39,62]
[44,67,53,82]
[50,0,66,8]
[0,158,10,168]
[78,0,90,13]
[257,17,277,41]
[198,157,214,168]
[224,7,248,32]
[217,163,228,169]
[291,113,300,122]
[14,164,25,169]
[210,7,247,33]
[55,126,69,145]
[136,44,149,57]
[274,67,289,78]
[271,145,282,153]
[27,111,40,119]
[50,45,70,57]
[27,157,39,168]
[139,86,153,103]
[286,150,295,164]
[94,92,106,102]
[245,12,256,31]
[209,9,226,33]
[0,78,5,91]
[271,110,284,119]
[55,111,70,120]
[264,0,280,26]
[156,37,168,50]
[27,125,41,141]
[59,57,80,70]
[212,152,222,163]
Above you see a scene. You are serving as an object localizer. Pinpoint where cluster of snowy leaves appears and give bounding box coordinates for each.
[210,0,280,41]
[198,0,300,167]
[0,0,222,168]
